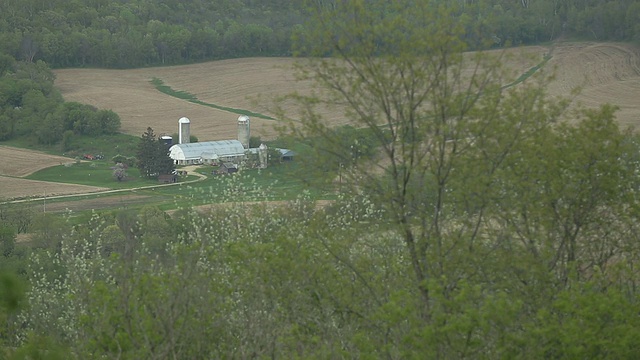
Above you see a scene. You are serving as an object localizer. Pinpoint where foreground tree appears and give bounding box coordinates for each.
[288,0,546,313]
[280,0,640,356]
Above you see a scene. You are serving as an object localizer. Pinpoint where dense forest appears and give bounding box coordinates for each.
[3,0,640,358]
[0,55,120,146]
[0,0,637,68]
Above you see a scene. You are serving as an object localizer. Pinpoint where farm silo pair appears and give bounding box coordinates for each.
[177,115,250,149]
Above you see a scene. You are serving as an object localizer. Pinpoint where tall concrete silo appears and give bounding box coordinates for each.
[258,143,268,169]
[238,115,250,149]
[178,117,190,144]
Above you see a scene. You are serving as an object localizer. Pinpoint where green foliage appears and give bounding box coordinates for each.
[112,154,136,167]
[0,226,16,258]
[0,272,23,313]
[0,0,298,68]
[111,154,126,164]
[4,1,640,357]
[26,160,153,189]
[0,203,34,234]
[0,0,633,69]
[136,127,175,178]
[249,135,262,148]
[0,57,121,146]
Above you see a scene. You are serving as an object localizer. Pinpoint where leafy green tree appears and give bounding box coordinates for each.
[30,213,70,254]
[60,129,74,151]
[0,225,16,258]
[277,0,640,356]
[136,127,175,178]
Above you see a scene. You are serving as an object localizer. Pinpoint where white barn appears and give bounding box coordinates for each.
[169,140,246,165]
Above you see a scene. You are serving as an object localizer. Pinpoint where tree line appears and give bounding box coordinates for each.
[0,0,638,69]
[0,53,121,147]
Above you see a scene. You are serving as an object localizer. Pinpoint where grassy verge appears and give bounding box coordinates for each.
[502,53,552,89]
[151,78,275,120]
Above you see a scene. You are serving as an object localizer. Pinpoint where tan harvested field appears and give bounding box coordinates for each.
[546,42,640,129]
[0,176,107,200]
[0,146,109,199]
[54,58,305,141]
[0,146,76,177]
[53,42,640,138]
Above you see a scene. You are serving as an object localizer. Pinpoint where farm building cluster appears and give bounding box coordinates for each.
[165,115,292,170]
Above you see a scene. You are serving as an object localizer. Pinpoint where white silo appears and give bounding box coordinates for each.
[238,115,250,149]
[178,117,190,144]
[258,143,268,169]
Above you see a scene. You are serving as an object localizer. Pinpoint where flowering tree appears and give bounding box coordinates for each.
[111,163,127,182]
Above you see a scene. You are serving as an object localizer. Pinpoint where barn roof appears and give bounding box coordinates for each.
[277,148,296,157]
[169,140,245,161]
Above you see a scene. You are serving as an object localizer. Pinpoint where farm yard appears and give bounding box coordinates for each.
[2,42,639,205]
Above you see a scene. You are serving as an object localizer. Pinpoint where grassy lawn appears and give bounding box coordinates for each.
[24,160,334,210]
[155,162,335,206]
[26,161,159,189]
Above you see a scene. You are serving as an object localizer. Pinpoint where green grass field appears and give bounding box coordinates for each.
[24,160,335,214]
[26,161,159,189]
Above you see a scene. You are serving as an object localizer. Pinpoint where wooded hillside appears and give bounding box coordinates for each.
[0,0,638,68]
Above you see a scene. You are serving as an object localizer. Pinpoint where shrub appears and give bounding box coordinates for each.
[112,154,126,164]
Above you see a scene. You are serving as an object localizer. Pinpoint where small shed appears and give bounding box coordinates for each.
[158,174,178,183]
[278,148,296,161]
[219,162,238,174]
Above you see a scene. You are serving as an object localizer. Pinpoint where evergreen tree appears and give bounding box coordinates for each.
[136,127,174,178]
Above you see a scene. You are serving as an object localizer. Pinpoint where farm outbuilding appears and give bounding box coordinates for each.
[158,174,178,183]
[169,140,246,165]
[219,162,239,174]
[278,148,296,161]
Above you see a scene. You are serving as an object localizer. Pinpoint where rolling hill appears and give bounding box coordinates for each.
[53,42,640,142]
